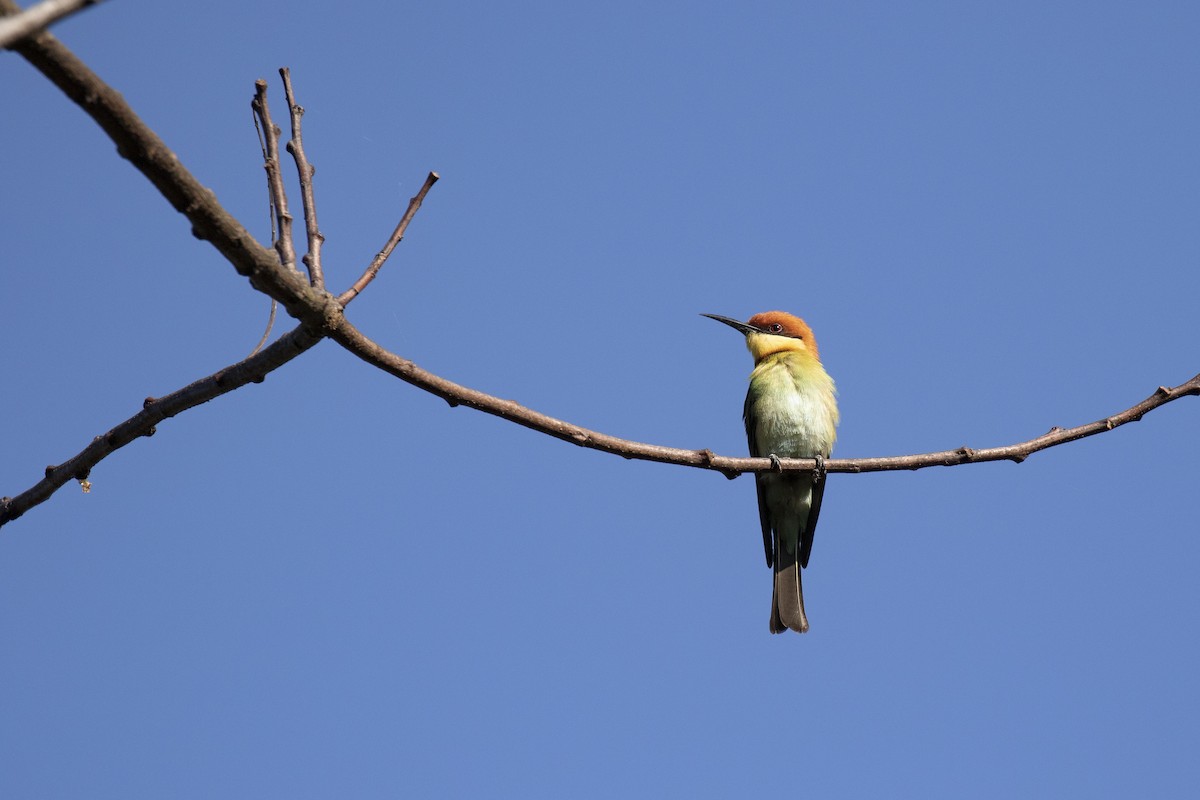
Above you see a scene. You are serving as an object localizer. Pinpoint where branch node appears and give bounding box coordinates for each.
[1156,385,1171,397]
[958,446,976,460]
[44,465,57,478]
[143,396,157,409]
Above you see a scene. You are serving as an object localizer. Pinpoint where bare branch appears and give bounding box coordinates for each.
[0,0,101,48]
[323,315,1200,477]
[0,327,322,526]
[5,14,1195,532]
[3,12,324,328]
[250,80,298,275]
[339,171,439,306]
[279,67,325,289]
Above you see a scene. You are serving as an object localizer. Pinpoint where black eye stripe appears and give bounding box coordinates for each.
[763,322,804,340]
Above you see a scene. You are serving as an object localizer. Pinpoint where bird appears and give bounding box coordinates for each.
[702,311,839,634]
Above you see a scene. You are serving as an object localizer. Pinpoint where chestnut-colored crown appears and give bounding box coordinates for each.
[746,311,818,358]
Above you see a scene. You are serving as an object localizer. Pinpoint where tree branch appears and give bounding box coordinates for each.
[279,67,325,289]
[0,327,323,525]
[322,316,1200,477]
[1,21,357,527]
[4,12,1196,532]
[2,6,324,329]
[0,0,101,48]
[339,171,439,306]
[251,79,299,276]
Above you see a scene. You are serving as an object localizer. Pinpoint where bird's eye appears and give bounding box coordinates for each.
[769,323,784,333]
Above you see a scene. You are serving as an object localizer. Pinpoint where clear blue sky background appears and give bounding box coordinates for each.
[3,2,1198,797]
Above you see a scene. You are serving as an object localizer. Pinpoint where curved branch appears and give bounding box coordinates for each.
[0,327,322,526]
[322,316,1199,477]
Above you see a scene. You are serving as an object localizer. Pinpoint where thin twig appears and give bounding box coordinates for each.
[279,67,325,289]
[249,107,279,356]
[0,0,101,48]
[0,326,322,526]
[247,299,277,358]
[339,171,439,306]
[250,80,298,274]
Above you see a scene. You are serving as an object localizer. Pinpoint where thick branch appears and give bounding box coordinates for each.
[3,8,325,328]
[0,327,322,526]
[2,29,405,527]
[0,0,101,48]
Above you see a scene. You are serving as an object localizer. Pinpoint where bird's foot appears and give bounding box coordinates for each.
[768,453,784,473]
[813,453,826,484]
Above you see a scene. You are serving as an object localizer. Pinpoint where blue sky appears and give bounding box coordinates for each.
[2,2,1198,797]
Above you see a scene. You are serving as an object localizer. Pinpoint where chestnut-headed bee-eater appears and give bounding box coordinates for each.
[703,311,839,634]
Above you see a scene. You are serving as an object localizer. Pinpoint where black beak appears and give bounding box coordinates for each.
[701,313,760,336]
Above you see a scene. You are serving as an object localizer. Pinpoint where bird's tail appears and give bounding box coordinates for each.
[770,532,809,634]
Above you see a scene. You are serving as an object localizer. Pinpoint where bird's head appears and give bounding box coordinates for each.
[702,311,820,363]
